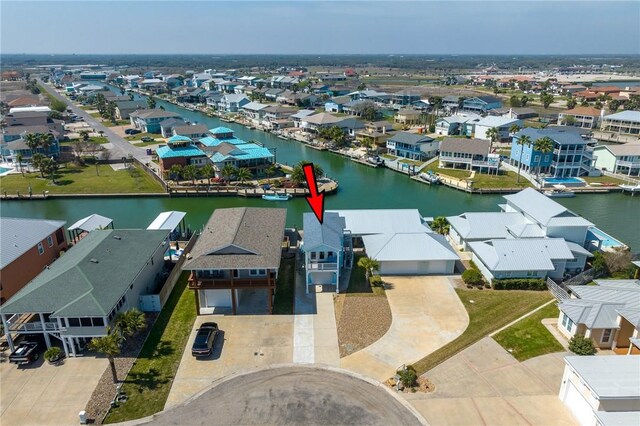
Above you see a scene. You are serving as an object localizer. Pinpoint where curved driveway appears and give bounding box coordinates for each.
[144,366,425,425]
[341,276,469,382]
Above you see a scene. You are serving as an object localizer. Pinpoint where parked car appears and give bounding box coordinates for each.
[9,341,40,365]
[140,136,154,142]
[191,322,219,357]
[125,129,141,135]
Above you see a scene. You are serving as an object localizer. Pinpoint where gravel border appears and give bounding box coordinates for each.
[336,296,392,357]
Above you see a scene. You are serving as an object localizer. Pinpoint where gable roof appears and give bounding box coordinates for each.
[68,214,112,233]
[446,212,526,239]
[173,124,209,136]
[182,208,286,270]
[131,109,181,120]
[468,238,574,272]
[302,212,345,251]
[0,217,66,269]
[564,355,640,399]
[0,229,169,317]
[503,188,593,227]
[440,138,491,156]
[303,112,343,125]
[388,132,433,145]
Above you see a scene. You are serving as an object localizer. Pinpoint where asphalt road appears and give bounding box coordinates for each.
[37,79,151,163]
[146,366,424,425]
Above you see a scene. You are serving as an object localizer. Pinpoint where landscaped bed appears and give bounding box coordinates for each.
[273,254,295,315]
[493,301,564,361]
[103,272,196,423]
[411,288,552,375]
[0,164,164,194]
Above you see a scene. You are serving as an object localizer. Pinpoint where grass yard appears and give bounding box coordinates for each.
[423,162,471,180]
[493,302,564,361]
[399,158,425,167]
[61,136,109,145]
[470,170,532,189]
[0,164,164,194]
[411,288,552,375]
[582,175,627,186]
[273,255,295,314]
[126,132,158,141]
[346,254,385,296]
[90,112,102,118]
[103,119,130,127]
[133,140,163,147]
[104,272,196,423]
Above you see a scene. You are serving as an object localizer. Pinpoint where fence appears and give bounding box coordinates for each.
[546,278,570,300]
[133,157,169,192]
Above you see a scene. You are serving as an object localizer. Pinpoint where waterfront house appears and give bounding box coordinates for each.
[130,109,182,133]
[342,99,368,116]
[240,101,269,124]
[557,279,640,352]
[328,209,458,275]
[183,208,286,315]
[265,88,285,101]
[3,131,60,162]
[435,113,481,136]
[337,117,365,138]
[394,108,422,126]
[277,91,317,107]
[392,90,421,106]
[301,212,352,293]
[438,138,500,173]
[442,95,460,110]
[559,355,640,426]
[447,212,537,250]
[1,125,62,145]
[355,121,395,147]
[593,144,640,176]
[156,135,209,174]
[172,124,210,141]
[0,228,170,358]
[291,109,316,128]
[558,107,603,129]
[489,107,538,120]
[217,94,249,113]
[114,100,147,120]
[600,110,640,136]
[462,96,503,114]
[509,128,596,178]
[262,105,296,130]
[386,132,438,160]
[204,140,275,178]
[300,112,343,133]
[0,218,67,304]
[473,116,522,141]
[159,117,187,138]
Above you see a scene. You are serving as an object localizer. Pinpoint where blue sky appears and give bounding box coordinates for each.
[2,1,639,55]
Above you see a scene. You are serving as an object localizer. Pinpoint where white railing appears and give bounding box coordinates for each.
[617,160,640,168]
[8,322,61,333]
[306,262,339,271]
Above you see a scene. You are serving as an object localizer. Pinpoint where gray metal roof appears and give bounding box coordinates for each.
[147,211,186,231]
[569,282,640,310]
[388,131,433,145]
[447,212,526,239]
[594,411,640,426]
[182,208,286,271]
[68,214,112,232]
[503,188,592,227]
[564,355,640,399]
[516,127,588,146]
[0,217,66,269]
[0,229,169,317]
[559,299,623,329]
[469,238,574,272]
[302,212,345,251]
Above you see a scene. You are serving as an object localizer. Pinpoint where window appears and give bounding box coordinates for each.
[602,329,612,343]
[68,318,80,327]
[250,269,266,276]
[561,313,568,328]
[92,318,105,327]
[328,251,334,258]
[47,235,54,247]
[37,242,44,255]
[233,269,239,278]
[319,252,325,260]
[310,252,317,260]
[80,318,92,327]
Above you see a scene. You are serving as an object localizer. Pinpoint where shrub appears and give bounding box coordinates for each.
[44,346,63,362]
[462,269,484,286]
[369,275,383,287]
[398,366,417,388]
[569,335,596,356]
[591,251,609,276]
[492,278,547,291]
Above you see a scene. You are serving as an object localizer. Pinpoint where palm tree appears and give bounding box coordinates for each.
[113,308,146,339]
[16,153,23,174]
[290,164,306,186]
[509,124,521,136]
[220,164,237,184]
[357,256,379,281]
[39,133,54,152]
[533,136,554,179]
[515,134,532,183]
[485,127,499,152]
[169,164,183,183]
[24,133,40,153]
[182,164,200,185]
[31,153,46,177]
[297,161,323,178]
[147,96,156,110]
[200,163,215,184]
[87,330,121,384]
[235,167,252,186]
[264,164,277,180]
[431,217,450,235]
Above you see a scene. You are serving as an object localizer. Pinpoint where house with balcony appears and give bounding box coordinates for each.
[557,279,640,353]
[391,90,421,106]
[593,144,640,176]
[439,138,500,174]
[462,96,502,114]
[156,135,209,174]
[172,124,210,141]
[300,112,343,133]
[0,218,67,305]
[509,128,596,178]
[240,101,269,124]
[558,106,603,129]
[114,100,147,120]
[601,110,640,136]
[386,132,438,160]
[394,108,422,126]
[182,208,286,315]
[435,113,481,136]
[130,109,182,133]
[473,116,522,141]
[261,105,296,130]
[0,229,169,358]
[217,94,249,113]
[301,212,353,293]
[203,139,275,178]
[355,121,395,147]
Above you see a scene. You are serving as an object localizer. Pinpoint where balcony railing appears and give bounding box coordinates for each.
[307,262,339,271]
[188,271,275,289]
[8,322,61,333]
[617,160,640,168]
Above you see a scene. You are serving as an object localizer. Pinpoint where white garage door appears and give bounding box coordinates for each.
[379,260,454,275]
[563,381,594,426]
[203,289,232,308]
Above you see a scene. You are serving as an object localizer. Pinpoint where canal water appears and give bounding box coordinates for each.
[1,88,638,251]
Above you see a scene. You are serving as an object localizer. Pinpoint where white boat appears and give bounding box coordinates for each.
[262,193,292,201]
[544,185,575,198]
[419,172,441,184]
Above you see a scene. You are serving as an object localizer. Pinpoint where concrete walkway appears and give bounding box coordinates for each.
[341,276,469,382]
[404,337,576,425]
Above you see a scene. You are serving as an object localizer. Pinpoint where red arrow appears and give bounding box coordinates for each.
[303,163,325,224]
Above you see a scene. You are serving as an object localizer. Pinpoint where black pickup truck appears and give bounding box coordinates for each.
[9,342,40,365]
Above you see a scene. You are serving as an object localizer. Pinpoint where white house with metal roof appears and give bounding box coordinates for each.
[473,116,522,141]
[559,355,640,426]
[558,279,640,352]
[600,110,640,136]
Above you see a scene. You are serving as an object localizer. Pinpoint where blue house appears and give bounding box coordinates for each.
[386,132,438,161]
[199,128,275,177]
[462,96,503,114]
[301,212,353,293]
[509,128,596,178]
[3,135,60,162]
[324,96,351,113]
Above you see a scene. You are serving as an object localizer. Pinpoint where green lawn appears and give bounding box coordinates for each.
[347,254,385,296]
[411,289,552,375]
[399,158,424,167]
[423,162,471,180]
[470,170,533,189]
[103,120,130,127]
[493,302,564,361]
[90,112,102,118]
[381,154,396,160]
[61,136,109,145]
[273,255,295,314]
[0,164,164,194]
[582,175,627,186]
[126,132,158,141]
[133,140,163,148]
[104,272,196,423]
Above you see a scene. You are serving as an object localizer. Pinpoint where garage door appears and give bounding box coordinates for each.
[563,381,594,426]
[379,260,454,275]
[203,289,232,308]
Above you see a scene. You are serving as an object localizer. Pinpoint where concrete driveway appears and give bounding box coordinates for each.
[0,356,107,426]
[147,366,424,426]
[404,337,577,425]
[165,315,294,409]
[340,276,469,382]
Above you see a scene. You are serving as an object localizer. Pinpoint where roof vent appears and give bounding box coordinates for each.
[186,253,192,260]
[113,235,122,240]
[90,258,99,264]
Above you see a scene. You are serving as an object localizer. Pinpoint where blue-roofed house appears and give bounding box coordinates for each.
[301,212,353,293]
[199,130,275,177]
[509,127,596,178]
[386,132,438,160]
[156,135,209,174]
[462,96,503,114]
